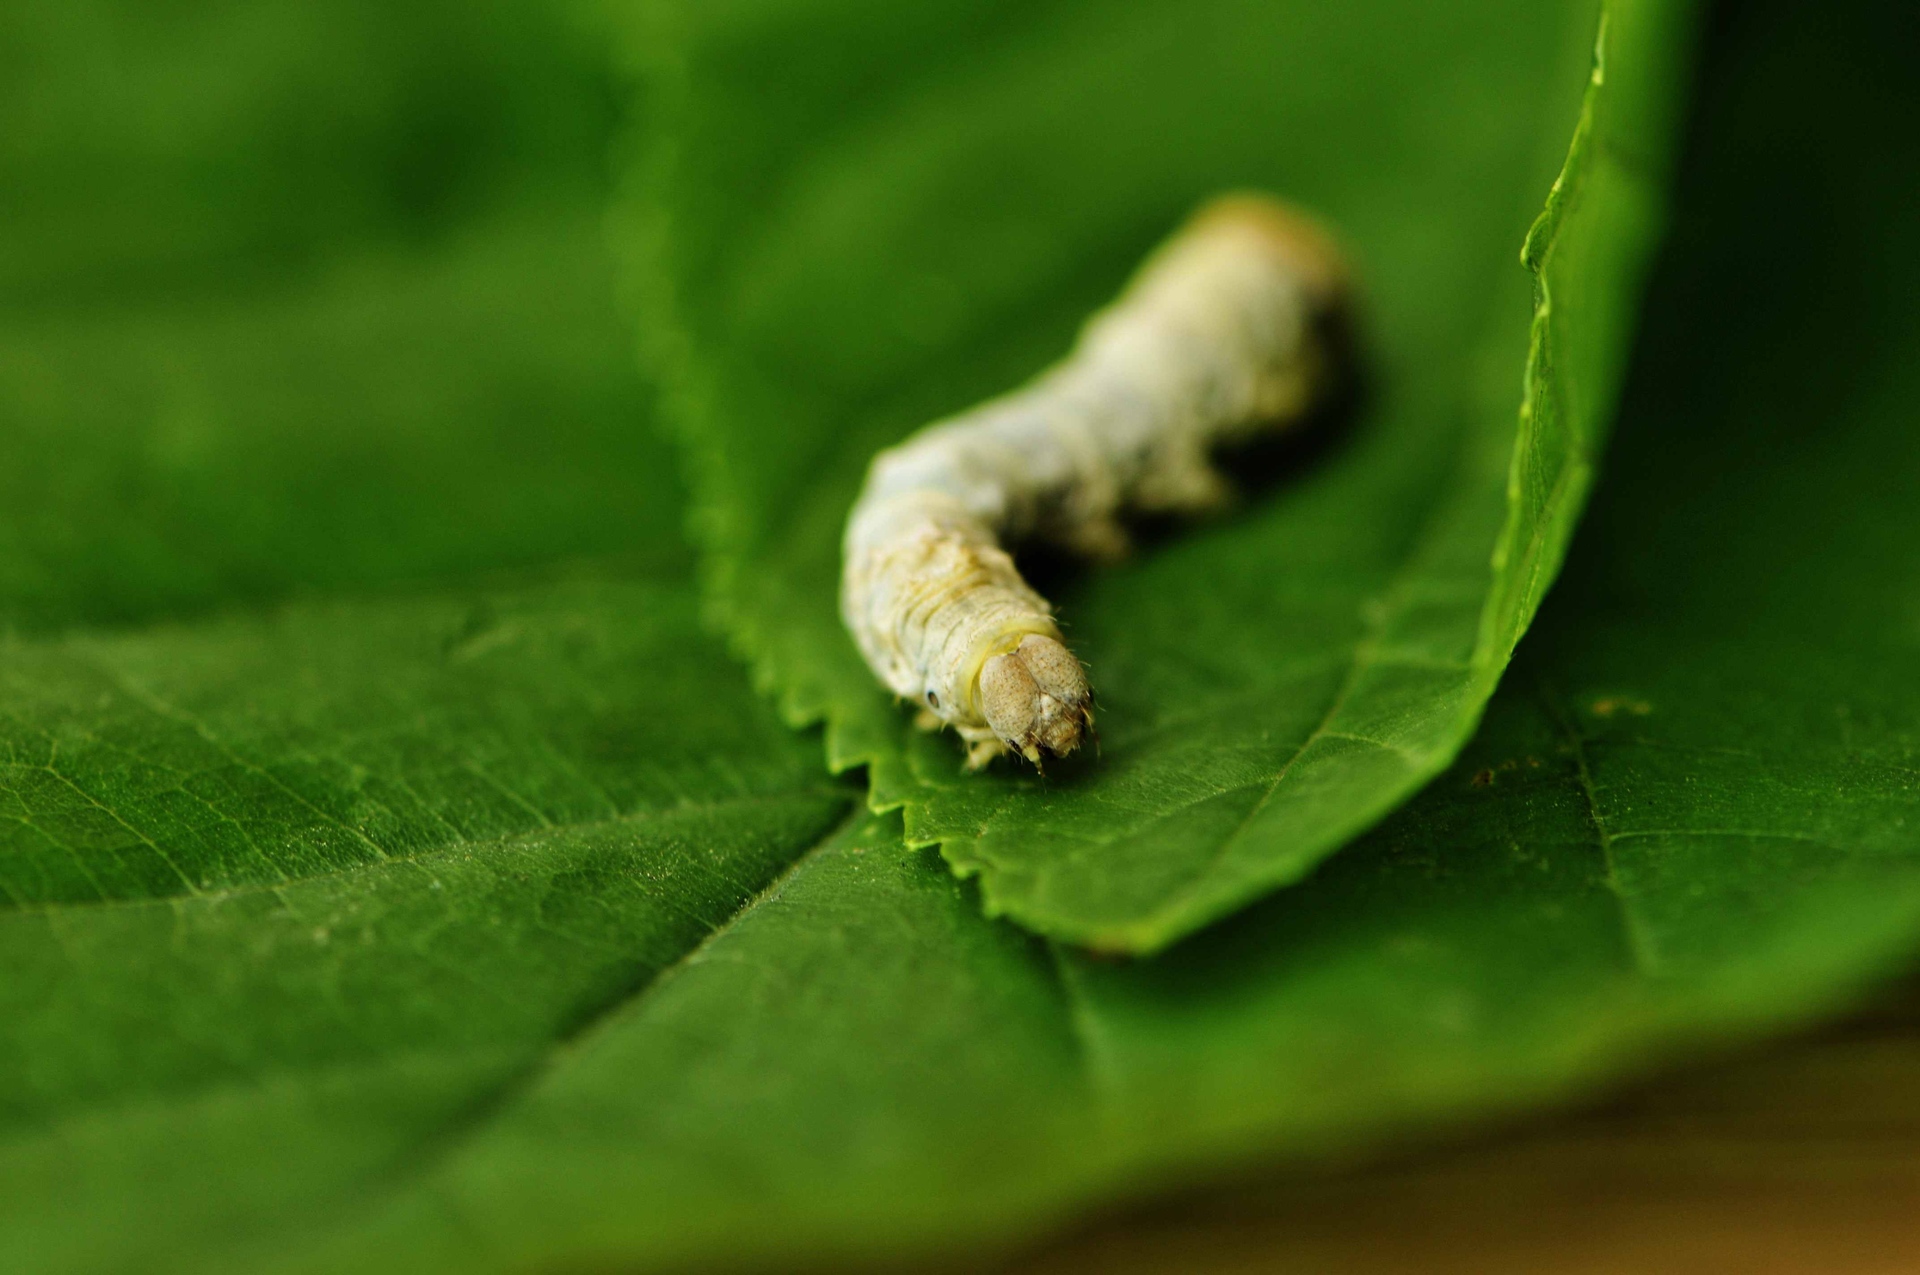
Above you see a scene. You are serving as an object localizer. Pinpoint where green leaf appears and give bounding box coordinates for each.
[0,0,675,628]
[0,6,854,1267]
[13,2,1920,1273]
[0,0,616,308]
[630,0,1699,950]
[249,11,1920,1264]
[0,580,854,1273]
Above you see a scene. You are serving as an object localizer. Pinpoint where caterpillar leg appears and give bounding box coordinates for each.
[964,735,1009,771]
[1133,453,1234,517]
[1058,515,1132,563]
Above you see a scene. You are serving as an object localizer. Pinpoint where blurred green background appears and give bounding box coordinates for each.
[0,0,679,627]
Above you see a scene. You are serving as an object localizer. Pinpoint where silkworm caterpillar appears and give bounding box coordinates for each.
[841,193,1351,769]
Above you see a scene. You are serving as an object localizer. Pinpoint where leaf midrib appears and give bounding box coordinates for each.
[1537,676,1661,976]
[4,788,849,922]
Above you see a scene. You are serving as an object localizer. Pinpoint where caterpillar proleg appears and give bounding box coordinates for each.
[841,193,1352,769]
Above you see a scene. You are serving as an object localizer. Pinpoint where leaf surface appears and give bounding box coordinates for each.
[11,2,1920,1274]
[632,0,1698,948]
[0,0,678,628]
[0,5,854,1268]
[268,10,1920,1264]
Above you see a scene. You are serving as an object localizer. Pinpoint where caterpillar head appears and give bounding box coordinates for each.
[977,633,1094,767]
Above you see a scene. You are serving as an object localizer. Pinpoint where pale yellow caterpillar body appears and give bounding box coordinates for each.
[841,193,1351,769]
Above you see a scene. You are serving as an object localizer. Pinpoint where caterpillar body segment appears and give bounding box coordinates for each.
[841,193,1350,768]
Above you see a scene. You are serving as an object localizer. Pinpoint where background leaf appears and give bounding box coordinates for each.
[0,3,851,1269]
[0,0,676,627]
[9,0,1920,1273]
[630,0,1698,949]
[266,8,1920,1267]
